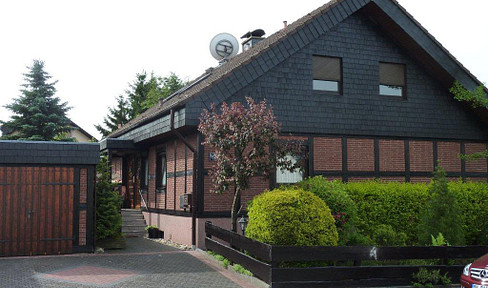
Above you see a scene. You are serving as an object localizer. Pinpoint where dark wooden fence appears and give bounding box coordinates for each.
[205,221,488,287]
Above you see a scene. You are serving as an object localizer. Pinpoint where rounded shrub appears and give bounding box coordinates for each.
[246,188,338,246]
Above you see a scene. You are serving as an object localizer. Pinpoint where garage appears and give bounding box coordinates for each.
[0,141,99,256]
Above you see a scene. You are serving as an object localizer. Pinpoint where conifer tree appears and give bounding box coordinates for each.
[96,71,186,137]
[417,165,464,245]
[95,95,130,137]
[1,60,71,141]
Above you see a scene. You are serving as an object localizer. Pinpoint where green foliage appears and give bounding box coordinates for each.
[145,225,158,231]
[198,97,303,232]
[298,177,365,245]
[246,188,338,246]
[372,224,408,246]
[431,233,448,247]
[346,181,429,245]
[450,81,488,160]
[96,71,186,136]
[1,60,71,141]
[232,264,253,276]
[95,95,130,137]
[450,80,488,109]
[417,166,465,245]
[96,155,123,240]
[412,268,451,288]
[452,180,488,245]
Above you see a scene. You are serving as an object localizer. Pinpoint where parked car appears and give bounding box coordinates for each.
[461,254,488,288]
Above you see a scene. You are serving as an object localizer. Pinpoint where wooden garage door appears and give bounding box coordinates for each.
[0,167,74,256]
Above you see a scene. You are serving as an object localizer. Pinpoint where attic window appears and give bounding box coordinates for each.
[379,62,405,97]
[313,56,342,93]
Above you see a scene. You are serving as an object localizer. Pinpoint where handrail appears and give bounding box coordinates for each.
[138,189,148,210]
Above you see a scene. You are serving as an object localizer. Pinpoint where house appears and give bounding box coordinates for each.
[100,0,488,248]
[0,120,97,142]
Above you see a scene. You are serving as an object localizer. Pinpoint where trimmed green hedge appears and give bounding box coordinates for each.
[246,188,338,246]
[345,180,488,245]
[345,181,429,245]
[451,181,488,245]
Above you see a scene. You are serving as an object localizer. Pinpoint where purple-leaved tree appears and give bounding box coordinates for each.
[198,97,303,232]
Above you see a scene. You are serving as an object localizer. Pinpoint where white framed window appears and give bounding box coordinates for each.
[276,155,303,184]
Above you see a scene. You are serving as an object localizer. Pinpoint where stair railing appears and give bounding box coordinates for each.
[138,189,148,210]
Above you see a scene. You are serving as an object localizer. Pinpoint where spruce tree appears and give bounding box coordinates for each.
[1,60,71,141]
[96,155,123,240]
[95,95,130,137]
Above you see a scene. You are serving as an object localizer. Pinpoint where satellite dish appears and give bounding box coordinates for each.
[209,33,239,61]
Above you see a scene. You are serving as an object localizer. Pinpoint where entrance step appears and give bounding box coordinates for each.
[121,209,147,238]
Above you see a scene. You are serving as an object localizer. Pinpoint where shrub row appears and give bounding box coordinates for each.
[346,179,488,245]
[246,176,488,247]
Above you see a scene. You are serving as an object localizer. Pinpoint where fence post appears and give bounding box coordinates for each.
[205,221,212,239]
[269,245,276,287]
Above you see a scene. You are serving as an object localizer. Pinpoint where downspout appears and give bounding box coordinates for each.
[170,109,198,248]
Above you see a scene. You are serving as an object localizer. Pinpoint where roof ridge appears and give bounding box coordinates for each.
[107,0,346,138]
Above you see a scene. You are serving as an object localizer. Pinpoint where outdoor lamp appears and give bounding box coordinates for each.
[238,215,248,236]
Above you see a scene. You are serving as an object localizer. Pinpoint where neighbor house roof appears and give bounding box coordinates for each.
[108,0,487,139]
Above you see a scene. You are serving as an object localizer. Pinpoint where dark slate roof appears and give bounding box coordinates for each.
[108,0,487,139]
[0,140,100,165]
[99,138,137,152]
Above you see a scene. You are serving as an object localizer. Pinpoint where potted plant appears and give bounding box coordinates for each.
[146,225,163,239]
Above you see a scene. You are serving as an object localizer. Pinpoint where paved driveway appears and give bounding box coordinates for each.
[0,238,247,288]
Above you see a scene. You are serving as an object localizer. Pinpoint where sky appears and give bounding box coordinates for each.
[0,0,486,140]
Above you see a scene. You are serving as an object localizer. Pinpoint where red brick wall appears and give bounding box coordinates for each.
[314,137,342,171]
[348,177,375,182]
[147,146,156,209]
[203,176,234,212]
[379,140,404,172]
[347,138,374,171]
[144,134,196,211]
[465,143,487,173]
[410,177,432,183]
[166,140,176,209]
[379,177,405,182]
[79,169,87,246]
[437,141,461,172]
[409,140,433,172]
[466,177,487,182]
[80,169,87,204]
[203,175,269,212]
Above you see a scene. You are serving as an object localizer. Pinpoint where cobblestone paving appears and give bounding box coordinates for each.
[0,238,241,288]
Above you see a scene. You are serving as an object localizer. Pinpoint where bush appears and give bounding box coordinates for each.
[452,181,488,245]
[246,188,338,246]
[412,268,451,287]
[96,155,123,240]
[372,224,407,246]
[346,181,429,245]
[298,177,363,245]
[417,166,464,245]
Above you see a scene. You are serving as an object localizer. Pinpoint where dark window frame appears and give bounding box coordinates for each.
[140,156,149,190]
[379,62,407,99]
[312,55,343,95]
[155,149,167,194]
